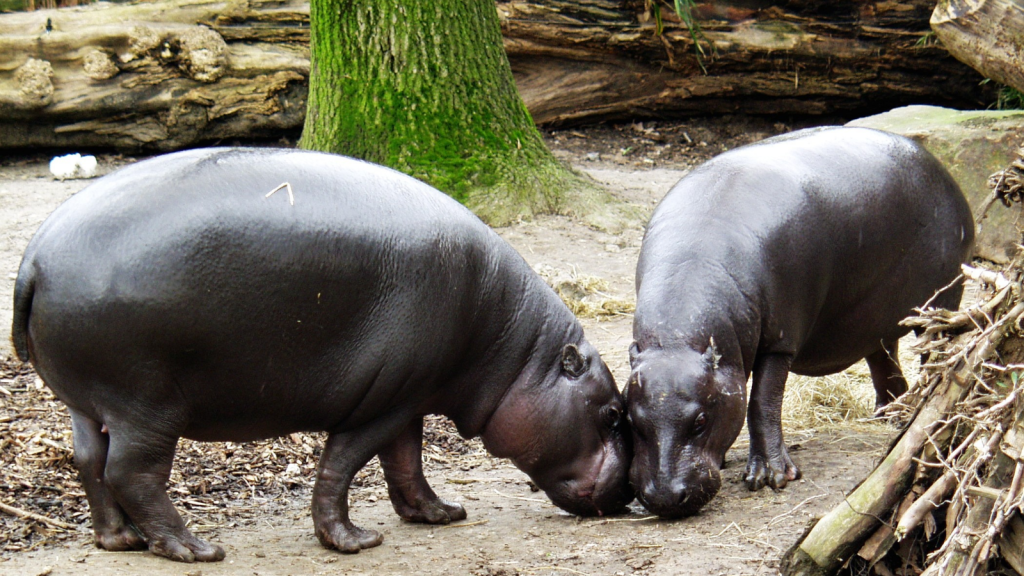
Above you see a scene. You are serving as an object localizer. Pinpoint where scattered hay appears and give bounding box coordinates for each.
[782,368,880,433]
[535,264,635,320]
[781,343,922,434]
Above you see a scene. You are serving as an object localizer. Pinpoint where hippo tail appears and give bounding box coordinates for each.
[11,262,35,363]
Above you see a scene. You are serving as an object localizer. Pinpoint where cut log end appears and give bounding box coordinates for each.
[779,544,832,576]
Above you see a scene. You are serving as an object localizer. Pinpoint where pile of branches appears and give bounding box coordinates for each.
[782,154,1024,575]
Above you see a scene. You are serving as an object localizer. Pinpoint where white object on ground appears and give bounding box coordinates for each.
[49,153,98,180]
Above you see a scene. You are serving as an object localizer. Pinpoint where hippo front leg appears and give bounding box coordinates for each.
[745,353,801,491]
[312,415,411,553]
[69,410,146,552]
[378,417,467,524]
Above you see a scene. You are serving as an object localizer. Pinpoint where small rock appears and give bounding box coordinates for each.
[50,153,98,180]
[626,558,653,570]
[604,244,621,253]
[8,273,17,280]
[585,152,600,162]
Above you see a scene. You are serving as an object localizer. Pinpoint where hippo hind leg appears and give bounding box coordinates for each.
[745,353,801,491]
[312,413,415,553]
[865,339,908,412]
[70,410,146,552]
[103,422,225,562]
[378,417,466,524]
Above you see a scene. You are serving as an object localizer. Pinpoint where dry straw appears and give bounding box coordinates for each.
[535,264,635,320]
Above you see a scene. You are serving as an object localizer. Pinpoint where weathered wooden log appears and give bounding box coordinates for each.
[932,0,1024,97]
[0,0,310,150]
[502,0,995,125]
[0,0,998,151]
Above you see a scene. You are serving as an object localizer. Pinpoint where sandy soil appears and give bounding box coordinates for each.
[0,117,898,576]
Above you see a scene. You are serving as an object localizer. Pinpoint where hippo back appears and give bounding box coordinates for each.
[637,127,973,373]
[14,148,561,440]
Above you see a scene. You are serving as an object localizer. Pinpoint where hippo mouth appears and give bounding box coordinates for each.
[548,436,632,517]
[635,485,714,519]
[633,462,721,519]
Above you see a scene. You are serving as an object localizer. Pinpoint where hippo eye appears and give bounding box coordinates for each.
[693,413,707,434]
[603,405,622,429]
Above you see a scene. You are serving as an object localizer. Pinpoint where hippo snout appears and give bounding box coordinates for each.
[545,434,633,517]
[633,460,721,518]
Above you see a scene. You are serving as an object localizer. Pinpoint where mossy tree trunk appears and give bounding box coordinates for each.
[299,0,586,224]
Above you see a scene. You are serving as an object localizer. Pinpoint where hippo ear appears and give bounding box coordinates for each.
[702,337,721,370]
[624,372,640,402]
[561,344,589,378]
[628,342,640,367]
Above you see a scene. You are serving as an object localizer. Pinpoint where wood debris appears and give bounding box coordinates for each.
[0,357,486,557]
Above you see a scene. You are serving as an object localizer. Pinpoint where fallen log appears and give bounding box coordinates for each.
[503,0,995,125]
[0,0,310,150]
[0,0,997,151]
[932,0,1024,97]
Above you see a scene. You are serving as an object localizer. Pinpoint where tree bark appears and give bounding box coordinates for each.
[0,0,997,152]
[931,0,1024,97]
[299,0,585,223]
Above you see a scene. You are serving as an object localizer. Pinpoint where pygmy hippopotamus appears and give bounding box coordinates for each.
[626,127,974,517]
[12,148,633,562]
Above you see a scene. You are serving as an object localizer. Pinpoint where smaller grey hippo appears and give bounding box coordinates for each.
[12,148,633,562]
[626,127,974,518]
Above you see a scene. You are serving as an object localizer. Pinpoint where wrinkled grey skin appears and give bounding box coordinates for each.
[627,127,974,518]
[11,148,633,562]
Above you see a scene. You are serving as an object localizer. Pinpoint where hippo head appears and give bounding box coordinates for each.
[625,340,746,517]
[480,340,633,517]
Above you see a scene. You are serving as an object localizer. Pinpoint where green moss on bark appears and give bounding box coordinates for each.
[300,0,599,225]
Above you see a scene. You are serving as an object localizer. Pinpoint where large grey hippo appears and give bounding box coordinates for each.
[626,127,973,518]
[12,148,633,562]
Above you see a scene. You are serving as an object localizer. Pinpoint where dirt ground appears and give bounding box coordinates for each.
[0,116,900,576]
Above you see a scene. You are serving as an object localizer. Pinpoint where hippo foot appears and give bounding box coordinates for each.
[743,453,800,492]
[93,524,147,552]
[148,534,226,563]
[394,497,467,524]
[317,523,383,554]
